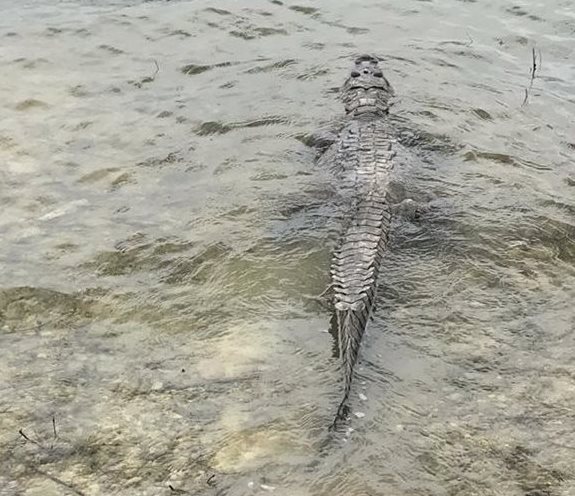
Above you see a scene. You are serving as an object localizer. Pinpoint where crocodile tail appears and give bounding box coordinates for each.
[332,303,372,424]
[330,194,391,426]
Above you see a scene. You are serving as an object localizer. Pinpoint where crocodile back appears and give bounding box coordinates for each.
[328,119,396,424]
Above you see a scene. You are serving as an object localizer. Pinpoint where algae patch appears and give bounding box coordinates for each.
[0,286,95,331]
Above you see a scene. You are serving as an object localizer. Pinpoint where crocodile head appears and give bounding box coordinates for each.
[341,55,393,117]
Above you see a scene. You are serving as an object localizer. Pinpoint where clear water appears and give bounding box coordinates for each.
[1,0,574,494]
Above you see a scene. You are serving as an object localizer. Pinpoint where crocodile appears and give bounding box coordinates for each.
[315,55,397,426]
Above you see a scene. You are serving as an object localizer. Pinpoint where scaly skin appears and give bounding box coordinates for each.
[318,55,395,426]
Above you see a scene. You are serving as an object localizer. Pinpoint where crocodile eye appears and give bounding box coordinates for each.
[351,70,360,77]
[374,71,383,77]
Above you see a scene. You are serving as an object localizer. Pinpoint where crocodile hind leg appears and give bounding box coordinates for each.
[318,283,334,299]
[392,198,422,221]
[302,283,334,312]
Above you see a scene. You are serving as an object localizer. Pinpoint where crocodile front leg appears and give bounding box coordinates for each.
[302,116,347,152]
[305,129,339,151]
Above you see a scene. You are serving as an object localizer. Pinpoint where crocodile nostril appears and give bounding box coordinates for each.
[351,70,360,77]
[363,69,369,74]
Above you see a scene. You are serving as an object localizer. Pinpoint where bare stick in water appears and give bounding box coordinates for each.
[538,48,542,72]
[134,59,160,87]
[522,46,542,107]
[18,429,43,449]
[168,483,188,494]
[26,466,88,496]
[529,47,537,86]
[521,88,529,107]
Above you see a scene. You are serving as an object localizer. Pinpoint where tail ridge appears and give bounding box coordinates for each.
[329,194,391,426]
[331,305,373,429]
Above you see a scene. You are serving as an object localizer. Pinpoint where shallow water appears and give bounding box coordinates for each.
[1,0,574,494]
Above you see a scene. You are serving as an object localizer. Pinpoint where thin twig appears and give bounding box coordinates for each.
[26,465,88,496]
[141,60,160,84]
[17,420,87,496]
[4,318,56,334]
[522,45,542,107]
[133,59,160,88]
[529,47,537,87]
[19,429,44,449]
[521,88,529,107]
[168,484,188,494]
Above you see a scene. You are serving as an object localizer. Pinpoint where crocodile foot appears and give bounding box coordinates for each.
[392,198,423,221]
[303,284,334,311]
[304,129,339,150]
[318,283,334,299]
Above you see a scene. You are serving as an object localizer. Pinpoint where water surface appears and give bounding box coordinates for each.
[1,0,574,495]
